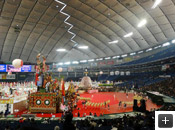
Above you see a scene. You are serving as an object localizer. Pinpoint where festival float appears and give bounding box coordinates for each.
[28,54,77,113]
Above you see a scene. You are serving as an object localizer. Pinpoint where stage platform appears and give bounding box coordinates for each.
[13,92,161,118]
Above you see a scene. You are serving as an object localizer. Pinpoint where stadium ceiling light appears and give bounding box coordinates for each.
[112,56,117,59]
[72,61,79,64]
[80,60,87,63]
[58,62,63,65]
[162,42,170,47]
[78,46,88,49]
[96,58,103,61]
[108,40,118,44]
[172,39,175,43]
[137,19,147,28]
[146,48,152,52]
[130,52,136,56]
[105,57,111,60]
[112,56,120,59]
[57,48,66,52]
[152,0,162,9]
[154,45,162,49]
[124,32,133,38]
[121,54,127,57]
[138,51,143,54]
[64,62,71,65]
[88,59,94,62]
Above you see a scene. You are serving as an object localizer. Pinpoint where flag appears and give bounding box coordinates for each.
[35,73,39,86]
[62,80,65,96]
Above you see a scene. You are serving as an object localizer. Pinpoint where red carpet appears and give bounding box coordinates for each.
[14,92,161,118]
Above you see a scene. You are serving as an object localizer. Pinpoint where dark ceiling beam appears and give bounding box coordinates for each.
[19,0,54,60]
[0,0,22,60]
[9,0,38,61]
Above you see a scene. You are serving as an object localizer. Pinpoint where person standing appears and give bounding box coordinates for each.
[118,101,122,109]
[78,111,80,117]
[108,104,110,110]
[124,103,127,110]
[126,92,128,99]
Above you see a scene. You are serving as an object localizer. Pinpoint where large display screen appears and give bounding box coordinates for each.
[7,65,21,72]
[21,65,32,72]
[0,64,6,72]
[0,64,32,72]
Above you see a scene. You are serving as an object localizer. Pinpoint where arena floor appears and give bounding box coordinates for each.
[14,92,161,118]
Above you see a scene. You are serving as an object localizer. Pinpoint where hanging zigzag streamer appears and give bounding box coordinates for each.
[55,0,78,47]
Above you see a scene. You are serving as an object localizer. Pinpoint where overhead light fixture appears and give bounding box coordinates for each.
[112,56,120,59]
[57,48,66,52]
[64,62,70,65]
[88,59,94,62]
[121,54,127,57]
[146,48,152,52]
[162,42,170,47]
[78,46,88,49]
[172,39,175,44]
[58,62,63,65]
[105,57,111,60]
[152,0,162,9]
[108,40,119,44]
[96,58,103,61]
[124,32,133,38]
[154,45,162,49]
[80,60,87,63]
[72,61,79,64]
[137,19,147,28]
[130,52,136,56]
[138,51,143,54]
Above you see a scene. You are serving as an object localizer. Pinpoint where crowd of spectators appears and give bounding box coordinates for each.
[140,77,175,98]
[0,111,155,130]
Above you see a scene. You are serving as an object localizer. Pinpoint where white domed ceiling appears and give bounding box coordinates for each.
[0,0,175,63]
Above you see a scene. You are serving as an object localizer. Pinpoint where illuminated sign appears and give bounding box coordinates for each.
[21,65,32,72]
[6,65,21,72]
[0,64,6,72]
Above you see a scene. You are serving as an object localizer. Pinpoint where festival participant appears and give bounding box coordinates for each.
[126,92,128,99]
[108,104,110,110]
[124,103,127,110]
[104,101,106,108]
[118,101,122,109]
[78,111,80,117]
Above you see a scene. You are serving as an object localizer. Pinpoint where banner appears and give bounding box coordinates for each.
[0,74,15,79]
[0,99,14,104]
[120,72,125,75]
[98,61,106,65]
[0,74,7,79]
[115,71,120,75]
[110,72,114,75]
[6,74,16,79]
[126,71,130,75]
[107,61,114,65]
